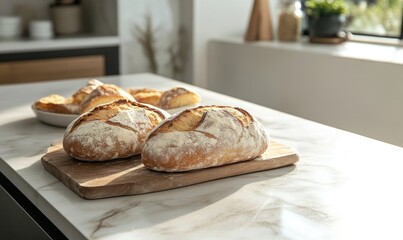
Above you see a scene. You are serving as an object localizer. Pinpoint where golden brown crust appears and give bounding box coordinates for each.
[34,94,79,114]
[157,87,201,109]
[127,88,162,106]
[68,99,166,134]
[63,99,168,161]
[142,105,268,172]
[79,84,135,113]
[71,79,103,104]
[148,105,253,138]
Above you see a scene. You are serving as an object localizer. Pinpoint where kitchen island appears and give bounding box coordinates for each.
[1,73,403,239]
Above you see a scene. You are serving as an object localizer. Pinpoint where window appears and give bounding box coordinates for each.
[301,0,403,38]
[344,0,403,38]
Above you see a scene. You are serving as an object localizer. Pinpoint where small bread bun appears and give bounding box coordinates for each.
[71,79,103,104]
[127,88,162,106]
[34,94,79,114]
[79,84,135,113]
[63,99,168,161]
[142,105,268,172]
[158,87,201,110]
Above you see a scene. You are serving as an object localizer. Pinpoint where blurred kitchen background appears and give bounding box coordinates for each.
[0,0,252,85]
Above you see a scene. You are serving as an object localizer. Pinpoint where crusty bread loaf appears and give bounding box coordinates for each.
[127,88,162,106]
[71,79,103,104]
[157,87,201,110]
[63,99,169,161]
[142,105,268,172]
[34,94,79,114]
[79,84,135,113]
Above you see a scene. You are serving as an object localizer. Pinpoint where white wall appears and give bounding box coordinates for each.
[208,39,403,147]
[118,0,265,84]
[191,0,254,87]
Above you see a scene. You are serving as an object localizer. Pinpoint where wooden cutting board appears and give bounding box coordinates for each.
[41,140,299,200]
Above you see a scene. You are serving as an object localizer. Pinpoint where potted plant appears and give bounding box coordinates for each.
[305,0,348,38]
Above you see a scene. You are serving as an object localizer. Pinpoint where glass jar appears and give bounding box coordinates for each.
[277,0,303,42]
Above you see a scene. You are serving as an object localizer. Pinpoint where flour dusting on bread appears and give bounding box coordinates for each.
[63,99,167,161]
[66,119,139,160]
[142,106,268,171]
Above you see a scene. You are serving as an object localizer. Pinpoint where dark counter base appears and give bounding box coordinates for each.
[0,171,67,240]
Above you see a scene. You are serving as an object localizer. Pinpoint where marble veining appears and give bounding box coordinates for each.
[91,201,140,238]
[1,74,403,240]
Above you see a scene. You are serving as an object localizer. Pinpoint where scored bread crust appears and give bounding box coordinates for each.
[157,87,201,109]
[63,99,168,161]
[142,105,268,172]
[71,79,104,104]
[79,84,135,113]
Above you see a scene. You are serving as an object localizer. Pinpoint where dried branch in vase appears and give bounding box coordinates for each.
[134,14,158,74]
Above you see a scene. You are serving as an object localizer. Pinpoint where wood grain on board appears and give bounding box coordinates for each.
[41,140,299,199]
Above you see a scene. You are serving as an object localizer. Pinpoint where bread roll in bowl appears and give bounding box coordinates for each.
[142,105,268,172]
[71,79,103,104]
[34,94,79,114]
[79,84,135,113]
[127,88,162,106]
[157,87,201,109]
[63,99,168,161]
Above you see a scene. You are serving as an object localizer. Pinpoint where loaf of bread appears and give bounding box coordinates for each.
[71,79,104,104]
[157,87,201,110]
[142,105,268,172]
[79,84,135,113]
[127,88,162,106]
[34,94,79,114]
[63,99,168,161]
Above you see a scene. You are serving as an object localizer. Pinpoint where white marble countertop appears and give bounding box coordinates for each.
[1,73,403,240]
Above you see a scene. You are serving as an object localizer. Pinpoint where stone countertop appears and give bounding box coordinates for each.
[1,73,403,239]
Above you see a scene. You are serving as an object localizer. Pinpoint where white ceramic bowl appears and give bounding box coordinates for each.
[0,16,21,39]
[32,105,79,128]
[29,20,54,39]
[0,16,21,26]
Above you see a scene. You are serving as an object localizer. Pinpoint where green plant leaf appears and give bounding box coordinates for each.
[305,0,349,17]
